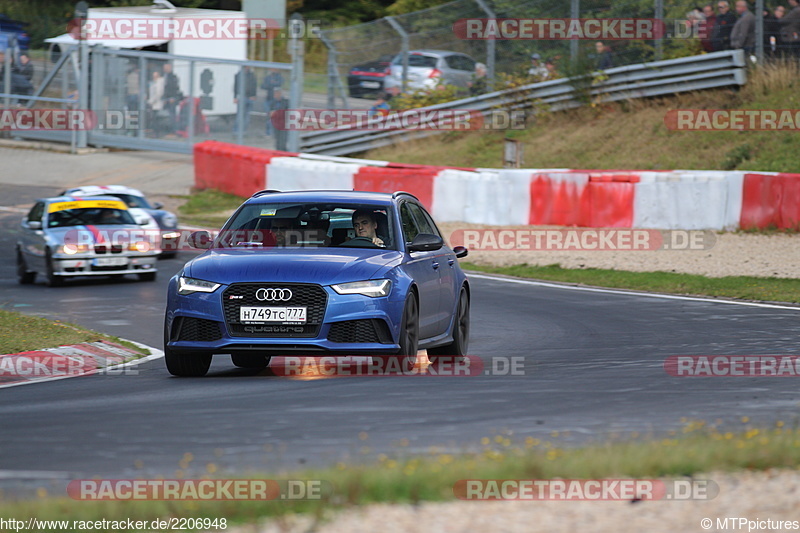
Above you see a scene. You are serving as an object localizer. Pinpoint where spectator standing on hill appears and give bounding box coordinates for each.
[469,63,488,95]
[233,65,257,133]
[528,53,548,79]
[270,88,289,150]
[699,5,717,52]
[731,0,756,53]
[595,42,614,69]
[261,68,284,136]
[779,0,800,56]
[368,93,391,118]
[14,53,33,82]
[765,5,785,56]
[711,1,737,50]
[162,63,182,134]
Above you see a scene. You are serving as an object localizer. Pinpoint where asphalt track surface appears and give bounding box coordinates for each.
[3,183,800,494]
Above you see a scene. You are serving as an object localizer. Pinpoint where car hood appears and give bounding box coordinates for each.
[46,224,145,244]
[185,248,403,285]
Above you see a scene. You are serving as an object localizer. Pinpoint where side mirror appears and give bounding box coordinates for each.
[408,233,444,252]
[453,246,468,258]
[189,230,213,249]
[27,220,42,230]
[152,201,164,209]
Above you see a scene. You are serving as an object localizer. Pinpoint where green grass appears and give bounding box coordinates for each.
[463,263,800,304]
[177,189,244,229]
[0,309,149,356]
[365,62,800,171]
[2,420,798,531]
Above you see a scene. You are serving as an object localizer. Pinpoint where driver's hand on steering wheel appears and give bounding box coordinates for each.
[373,236,385,247]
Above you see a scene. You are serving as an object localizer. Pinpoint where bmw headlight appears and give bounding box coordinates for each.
[178,276,221,295]
[331,279,391,297]
[61,244,90,255]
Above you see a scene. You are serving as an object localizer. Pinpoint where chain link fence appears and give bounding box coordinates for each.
[319,0,759,105]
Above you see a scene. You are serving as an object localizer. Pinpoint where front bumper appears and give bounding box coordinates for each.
[166,282,404,355]
[52,254,158,276]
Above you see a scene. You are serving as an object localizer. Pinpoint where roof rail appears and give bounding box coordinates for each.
[250,189,282,198]
[392,191,419,201]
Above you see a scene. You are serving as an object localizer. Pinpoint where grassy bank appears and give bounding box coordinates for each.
[2,420,797,531]
[177,189,244,229]
[0,309,148,355]
[365,61,800,171]
[464,263,800,305]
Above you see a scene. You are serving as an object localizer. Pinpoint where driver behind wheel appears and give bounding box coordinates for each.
[350,209,385,247]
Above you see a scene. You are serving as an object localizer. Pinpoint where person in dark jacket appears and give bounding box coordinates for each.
[595,42,614,69]
[730,0,756,53]
[779,0,800,56]
[270,88,289,150]
[162,63,182,134]
[14,53,33,82]
[764,5,785,57]
[233,66,257,134]
[711,1,738,50]
[261,68,284,135]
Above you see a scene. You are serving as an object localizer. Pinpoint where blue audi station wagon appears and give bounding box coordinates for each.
[164,190,470,377]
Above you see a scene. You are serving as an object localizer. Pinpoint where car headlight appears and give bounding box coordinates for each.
[160,213,178,229]
[129,241,152,252]
[61,244,90,255]
[331,279,391,297]
[178,276,221,295]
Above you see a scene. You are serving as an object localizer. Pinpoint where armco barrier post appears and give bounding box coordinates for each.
[288,13,304,153]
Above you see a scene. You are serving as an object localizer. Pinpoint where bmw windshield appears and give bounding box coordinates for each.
[216,202,398,250]
[47,207,136,228]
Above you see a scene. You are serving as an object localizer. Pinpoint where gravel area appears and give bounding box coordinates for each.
[227,469,800,533]
[439,222,800,279]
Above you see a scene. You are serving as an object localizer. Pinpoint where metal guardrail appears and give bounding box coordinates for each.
[299,50,748,156]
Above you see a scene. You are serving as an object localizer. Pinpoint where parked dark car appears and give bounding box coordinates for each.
[347,54,394,99]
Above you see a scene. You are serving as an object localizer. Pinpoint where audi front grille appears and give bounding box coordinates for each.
[222,283,328,338]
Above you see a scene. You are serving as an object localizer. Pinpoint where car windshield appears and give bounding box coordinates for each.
[218,202,397,250]
[393,54,438,68]
[47,207,136,228]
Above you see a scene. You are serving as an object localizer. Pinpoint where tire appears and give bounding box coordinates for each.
[138,271,157,282]
[390,292,420,371]
[164,319,212,377]
[44,249,63,287]
[231,353,271,369]
[428,287,470,363]
[17,248,35,285]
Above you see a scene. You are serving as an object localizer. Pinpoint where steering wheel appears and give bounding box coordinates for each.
[342,236,381,248]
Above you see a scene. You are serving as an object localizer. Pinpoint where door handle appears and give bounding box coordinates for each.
[432,261,439,270]
[448,259,455,266]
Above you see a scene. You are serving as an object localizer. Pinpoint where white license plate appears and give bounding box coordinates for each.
[239,306,307,324]
[361,81,381,88]
[92,257,128,267]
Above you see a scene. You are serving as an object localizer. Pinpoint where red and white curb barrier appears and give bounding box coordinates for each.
[194,141,800,231]
[0,340,163,389]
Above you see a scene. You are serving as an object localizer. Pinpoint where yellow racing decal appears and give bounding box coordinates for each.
[48,200,128,213]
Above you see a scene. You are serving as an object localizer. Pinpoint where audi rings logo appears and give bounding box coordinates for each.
[255,288,293,301]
